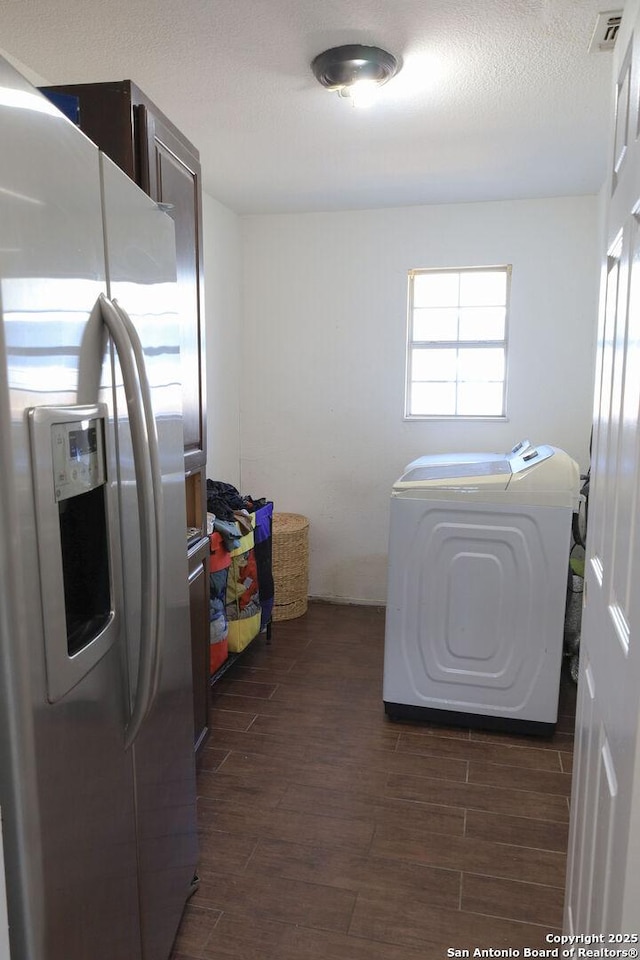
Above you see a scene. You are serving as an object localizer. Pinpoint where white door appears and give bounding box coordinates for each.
[0,815,11,960]
[564,0,640,933]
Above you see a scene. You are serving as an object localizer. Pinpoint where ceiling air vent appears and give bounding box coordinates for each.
[589,10,623,52]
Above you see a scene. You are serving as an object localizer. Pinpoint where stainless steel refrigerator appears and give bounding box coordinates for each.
[0,56,198,959]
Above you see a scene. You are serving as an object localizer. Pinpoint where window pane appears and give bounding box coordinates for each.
[406,265,510,419]
[457,382,504,416]
[412,347,457,381]
[411,381,456,416]
[459,270,507,307]
[412,307,458,341]
[458,307,505,341]
[458,347,505,381]
[413,272,459,308]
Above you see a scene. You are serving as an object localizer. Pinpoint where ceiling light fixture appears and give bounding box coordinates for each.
[311,44,400,107]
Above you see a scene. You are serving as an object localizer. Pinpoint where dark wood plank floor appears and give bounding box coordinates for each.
[171,601,576,959]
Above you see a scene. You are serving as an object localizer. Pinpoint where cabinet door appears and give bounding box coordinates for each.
[188,538,210,760]
[139,106,206,473]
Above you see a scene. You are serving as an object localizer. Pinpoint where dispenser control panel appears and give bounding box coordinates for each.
[51,417,106,502]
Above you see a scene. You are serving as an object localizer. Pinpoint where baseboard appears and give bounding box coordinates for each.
[308,594,386,608]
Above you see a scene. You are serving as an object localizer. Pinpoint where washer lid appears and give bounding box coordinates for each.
[398,455,511,484]
[393,442,581,507]
[398,438,536,484]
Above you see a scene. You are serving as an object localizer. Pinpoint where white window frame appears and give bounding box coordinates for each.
[404,264,511,420]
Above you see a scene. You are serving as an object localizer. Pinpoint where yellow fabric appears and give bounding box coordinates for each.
[227,611,261,653]
[229,514,256,557]
[226,556,248,603]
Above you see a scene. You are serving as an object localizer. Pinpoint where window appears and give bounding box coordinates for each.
[405,265,511,419]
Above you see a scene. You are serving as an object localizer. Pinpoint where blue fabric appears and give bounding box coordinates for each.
[254,501,273,545]
[260,597,274,629]
[211,517,241,551]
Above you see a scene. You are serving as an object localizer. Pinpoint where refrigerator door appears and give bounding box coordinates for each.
[100,153,198,960]
[0,60,142,959]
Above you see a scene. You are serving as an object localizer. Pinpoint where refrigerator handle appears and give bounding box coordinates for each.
[97,294,162,749]
[111,298,165,710]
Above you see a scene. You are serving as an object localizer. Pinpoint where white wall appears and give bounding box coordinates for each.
[202,192,242,488]
[240,196,599,603]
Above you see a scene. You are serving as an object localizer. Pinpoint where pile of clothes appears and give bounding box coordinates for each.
[207,481,273,671]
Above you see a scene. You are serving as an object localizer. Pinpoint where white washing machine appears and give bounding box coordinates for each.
[383,440,581,734]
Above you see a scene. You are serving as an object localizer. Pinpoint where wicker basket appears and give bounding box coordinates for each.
[272,513,309,621]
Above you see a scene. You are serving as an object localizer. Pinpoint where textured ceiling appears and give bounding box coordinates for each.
[0,0,618,214]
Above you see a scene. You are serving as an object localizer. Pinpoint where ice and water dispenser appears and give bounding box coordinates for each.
[29,405,117,702]
[51,416,110,656]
